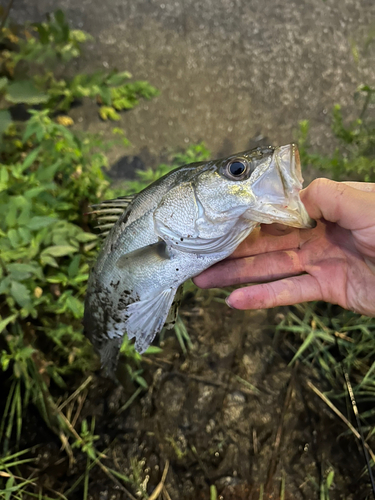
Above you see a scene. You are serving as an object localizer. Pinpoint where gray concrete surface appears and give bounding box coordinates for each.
[9,0,375,171]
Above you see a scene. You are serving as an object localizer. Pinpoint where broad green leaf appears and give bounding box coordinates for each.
[7,228,20,248]
[75,231,97,243]
[10,281,31,308]
[24,186,50,199]
[68,254,80,278]
[41,245,78,257]
[28,216,57,231]
[6,263,43,281]
[6,200,19,228]
[0,277,10,294]
[40,254,58,268]
[65,295,83,317]
[17,226,32,244]
[6,80,49,105]
[17,205,32,226]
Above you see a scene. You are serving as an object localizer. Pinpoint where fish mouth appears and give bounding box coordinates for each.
[248,144,316,229]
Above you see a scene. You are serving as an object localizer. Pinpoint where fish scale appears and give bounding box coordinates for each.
[84,144,315,376]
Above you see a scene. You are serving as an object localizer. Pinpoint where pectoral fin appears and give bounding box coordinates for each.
[116,240,171,269]
[125,288,178,353]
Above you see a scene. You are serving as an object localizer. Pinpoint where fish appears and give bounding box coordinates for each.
[83,144,315,374]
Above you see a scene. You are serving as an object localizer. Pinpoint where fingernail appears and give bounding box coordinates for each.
[225,297,234,309]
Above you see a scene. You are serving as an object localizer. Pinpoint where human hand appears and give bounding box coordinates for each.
[194,179,375,317]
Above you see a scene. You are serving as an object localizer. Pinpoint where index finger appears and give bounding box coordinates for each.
[230,225,306,259]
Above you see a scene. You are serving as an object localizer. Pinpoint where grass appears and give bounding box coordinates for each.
[1,5,375,498]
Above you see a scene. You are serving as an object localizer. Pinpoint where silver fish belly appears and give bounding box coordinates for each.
[83,144,314,374]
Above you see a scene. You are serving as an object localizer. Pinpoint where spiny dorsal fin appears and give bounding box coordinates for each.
[87,194,136,236]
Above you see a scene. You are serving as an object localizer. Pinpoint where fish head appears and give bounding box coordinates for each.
[195,144,315,229]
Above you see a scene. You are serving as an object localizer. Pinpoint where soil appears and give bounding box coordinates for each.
[18,292,371,500]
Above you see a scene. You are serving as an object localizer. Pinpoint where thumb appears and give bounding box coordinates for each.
[300,178,375,230]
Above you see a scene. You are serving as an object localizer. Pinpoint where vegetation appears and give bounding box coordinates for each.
[282,86,375,496]
[298,84,375,182]
[1,5,375,499]
[0,9,210,498]
[287,86,375,404]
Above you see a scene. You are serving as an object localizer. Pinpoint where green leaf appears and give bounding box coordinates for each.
[74,231,97,243]
[65,295,83,317]
[145,346,163,355]
[0,76,8,92]
[41,245,78,257]
[40,254,58,268]
[0,165,9,191]
[28,216,57,231]
[99,106,120,121]
[0,109,12,136]
[5,200,18,228]
[54,9,65,26]
[35,23,49,44]
[6,263,43,281]
[106,71,132,87]
[0,313,17,334]
[68,254,80,278]
[21,147,41,170]
[135,375,148,389]
[7,228,20,248]
[6,80,49,105]
[35,160,61,182]
[17,227,32,245]
[10,281,31,308]
[326,470,334,489]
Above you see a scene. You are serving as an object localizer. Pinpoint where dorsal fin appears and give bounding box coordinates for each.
[87,194,136,236]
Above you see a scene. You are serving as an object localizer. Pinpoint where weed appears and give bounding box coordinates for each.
[0,7,158,468]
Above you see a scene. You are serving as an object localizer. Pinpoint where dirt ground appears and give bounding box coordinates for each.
[19,291,371,500]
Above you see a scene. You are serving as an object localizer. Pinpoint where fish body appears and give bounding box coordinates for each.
[84,144,314,373]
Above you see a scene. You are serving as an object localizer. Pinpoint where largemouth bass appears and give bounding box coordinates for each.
[84,144,314,374]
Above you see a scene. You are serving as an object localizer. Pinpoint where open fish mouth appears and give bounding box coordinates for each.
[246,144,316,229]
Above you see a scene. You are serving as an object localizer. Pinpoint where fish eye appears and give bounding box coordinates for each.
[230,161,246,176]
[225,158,252,181]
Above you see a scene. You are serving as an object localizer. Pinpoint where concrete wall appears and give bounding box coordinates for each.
[10,0,375,172]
